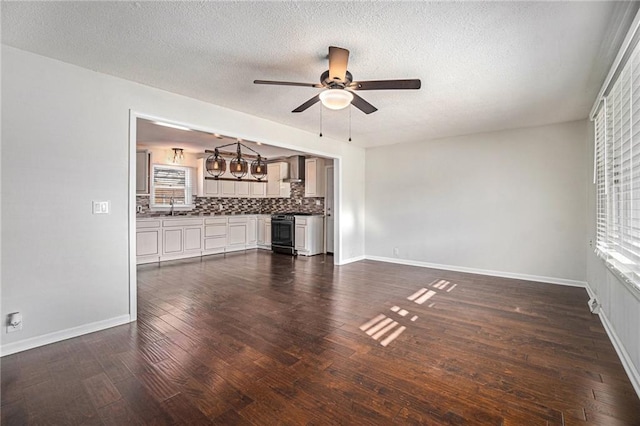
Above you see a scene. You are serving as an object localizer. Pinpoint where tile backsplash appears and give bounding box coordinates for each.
[137,182,324,216]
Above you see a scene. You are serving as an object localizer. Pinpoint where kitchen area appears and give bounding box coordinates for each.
[135,118,334,265]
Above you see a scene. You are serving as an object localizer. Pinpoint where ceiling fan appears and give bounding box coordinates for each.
[254,46,421,114]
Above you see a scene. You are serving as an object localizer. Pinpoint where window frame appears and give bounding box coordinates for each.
[149,163,195,212]
[594,44,640,299]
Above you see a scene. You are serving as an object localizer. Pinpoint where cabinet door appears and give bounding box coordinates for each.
[184,227,202,252]
[222,180,236,196]
[257,218,265,244]
[204,179,220,196]
[251,182,266,198]
[247,217,257,245]
[295,225,306,251]
[137,229,160,256]
[305,159,317,197]
[236,181,250,198]
[136,151,150,194]
[228,224,247,246]
[265,223,272,245]
[163,228,183,254]
[305,158,325,197]
[266,163,280,197]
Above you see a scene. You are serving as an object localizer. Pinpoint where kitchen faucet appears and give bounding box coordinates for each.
[169,197,175,216]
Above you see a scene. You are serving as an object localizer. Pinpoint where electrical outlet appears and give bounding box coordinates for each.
[219,204,223,211]
[6,312,22,333]
[393,247,400,257]
[315,200,321,206]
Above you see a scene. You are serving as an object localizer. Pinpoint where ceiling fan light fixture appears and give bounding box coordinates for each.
[320,89,353,110]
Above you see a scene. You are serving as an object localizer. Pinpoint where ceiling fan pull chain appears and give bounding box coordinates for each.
[349,106,352,142]
[319,105,323,137]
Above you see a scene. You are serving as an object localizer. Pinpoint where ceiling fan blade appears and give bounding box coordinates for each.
[254,80,323,88]
[350,92,378,114]
[292,94,321,113]
[349,79,421,91]
[328,46,349,82]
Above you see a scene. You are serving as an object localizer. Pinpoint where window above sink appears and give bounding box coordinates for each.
[150,164,195,211]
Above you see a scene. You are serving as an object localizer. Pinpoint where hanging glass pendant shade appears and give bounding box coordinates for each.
[206,148,226,178]
[251,155,268,181]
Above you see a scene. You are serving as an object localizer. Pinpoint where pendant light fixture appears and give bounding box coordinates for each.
[230,142,248,179]
[205,140,268,180]
[251,155,267,180]
[205,148,226,178]
[171,148,184,164]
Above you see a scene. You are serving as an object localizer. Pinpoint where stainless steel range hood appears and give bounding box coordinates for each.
[283,155,306,183]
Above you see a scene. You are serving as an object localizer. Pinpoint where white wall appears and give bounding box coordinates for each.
[585,122,640,395]
[1,46,365,354]
[365,120,588,285]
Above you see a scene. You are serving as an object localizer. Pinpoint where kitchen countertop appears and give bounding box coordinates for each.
[137,212,324,219]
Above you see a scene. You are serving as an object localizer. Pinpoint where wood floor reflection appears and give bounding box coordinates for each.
[2,250,639,424]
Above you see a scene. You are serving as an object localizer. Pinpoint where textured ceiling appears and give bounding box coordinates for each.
[1,1,634,148]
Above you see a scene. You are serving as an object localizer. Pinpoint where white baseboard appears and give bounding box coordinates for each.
[0,314,132,357]
[597,308,640,398]
[364,255,587,288]
[337,255,366,265]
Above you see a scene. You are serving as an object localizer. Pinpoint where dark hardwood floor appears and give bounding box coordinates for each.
[2,250,639,425]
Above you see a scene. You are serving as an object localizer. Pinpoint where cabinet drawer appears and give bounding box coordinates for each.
[229,217,248,224]
[205,224,227,237]
[163,218,203,227]
[137,220,161,229]
[205,218,226,225]
[295,218,307,225]
[205,236,226,250]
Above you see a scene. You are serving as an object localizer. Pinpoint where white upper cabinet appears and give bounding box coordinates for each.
[266,162,291,198]
[136,150,150,195]
[236,180,250,198]
[305,158,326,197]
[250,181,266,198]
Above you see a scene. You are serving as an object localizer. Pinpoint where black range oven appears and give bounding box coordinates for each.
[271,214,296,255]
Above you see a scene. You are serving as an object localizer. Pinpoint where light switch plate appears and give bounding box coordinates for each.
[93,201,110,214]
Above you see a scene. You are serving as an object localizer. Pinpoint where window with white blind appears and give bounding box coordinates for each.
[150,164,195,210]
[594,40,640,291]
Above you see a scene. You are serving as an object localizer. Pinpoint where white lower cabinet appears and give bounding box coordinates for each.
[204,217,227,254]
[136,215,262,264]
[227,218,248,250]
[247,216,257,247]
[257,215,272,249]
[161,218,204,260]
[294,215,325,256]
[163,228,183,254]
[136,219,162,263]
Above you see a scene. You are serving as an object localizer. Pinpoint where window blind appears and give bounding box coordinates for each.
[595,39,640,289]
[150,164,194,208]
